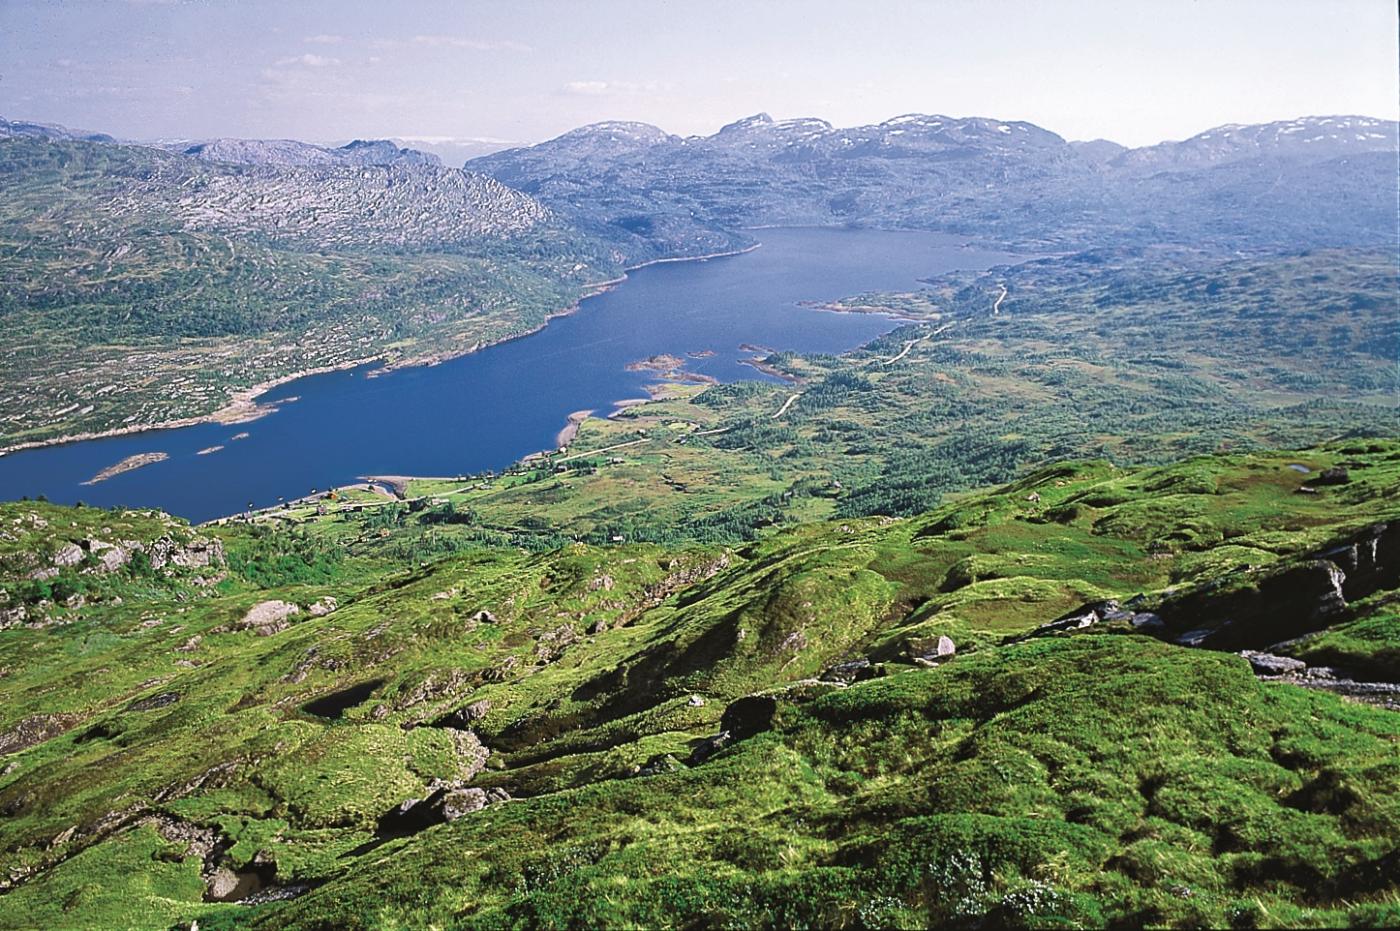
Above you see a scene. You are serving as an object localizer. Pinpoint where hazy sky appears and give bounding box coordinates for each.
[1,0,1395,148]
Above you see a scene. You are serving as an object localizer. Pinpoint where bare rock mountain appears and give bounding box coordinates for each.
[176,137,443,169]
[1109,115,1398,173]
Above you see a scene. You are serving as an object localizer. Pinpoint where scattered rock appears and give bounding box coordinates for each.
[306,597,338,617]
[378,782,509,836]
[206,866,243,902]
[439,787,488,821]
[687,694,706,707]
[687,731,732,765]
[1129,612,1164,632]
[535,624,579,664]
[1173,628,1214,647]
[819,658,883,684]
[721,695,777,740]
[1239,650,1307,676]
[908,634,960,664]
[1312,467,1350,486]
[237,600,300,635]
[434,698,492,729]
[482,655,518,682]
[446,727,489,778]
[635,753,683,777]
[0,712,83,756]
[127,691,180,712]
[94,544,131,572]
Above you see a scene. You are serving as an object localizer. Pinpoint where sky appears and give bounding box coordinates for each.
[1,0,1395,153]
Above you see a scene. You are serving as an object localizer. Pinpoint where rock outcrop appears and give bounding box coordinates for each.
[237,600,301,635]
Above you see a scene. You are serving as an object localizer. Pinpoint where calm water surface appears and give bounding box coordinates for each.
[0,228,1021,521]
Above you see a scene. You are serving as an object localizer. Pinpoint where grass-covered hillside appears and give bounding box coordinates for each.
[0,439,1396,928]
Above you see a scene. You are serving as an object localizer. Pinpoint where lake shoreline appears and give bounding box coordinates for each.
[0,244,762,459]
[0,358,381,458]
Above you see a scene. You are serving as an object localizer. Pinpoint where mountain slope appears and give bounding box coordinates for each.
[0,135,621,449]
[1110,114,1398,173]
[0,440,1396,928]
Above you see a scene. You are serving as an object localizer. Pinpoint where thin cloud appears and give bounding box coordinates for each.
[562,80,666,97]
[275,54,341,68]
[371,35,532,52]
[304,35,345,45]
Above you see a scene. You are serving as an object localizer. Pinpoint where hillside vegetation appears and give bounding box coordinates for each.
[0,438,1397,928]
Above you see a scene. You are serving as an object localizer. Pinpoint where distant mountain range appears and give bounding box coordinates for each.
[7,110,1394,254]
[174,137,443,169]
[468,112,1399,251]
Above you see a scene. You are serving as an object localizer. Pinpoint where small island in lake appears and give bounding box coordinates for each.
[83,451,169,485]
[625,354,718,384]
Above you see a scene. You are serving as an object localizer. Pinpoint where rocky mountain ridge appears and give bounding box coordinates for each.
[174,136,443,169]
[1,117,447,169]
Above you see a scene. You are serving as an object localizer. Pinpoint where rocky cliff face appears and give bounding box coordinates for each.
[1148,522,1399,652]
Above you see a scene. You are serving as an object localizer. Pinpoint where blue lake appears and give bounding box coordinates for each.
[0,228,1022,522]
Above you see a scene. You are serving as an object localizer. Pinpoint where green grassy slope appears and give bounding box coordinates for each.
[0,439,1396,928]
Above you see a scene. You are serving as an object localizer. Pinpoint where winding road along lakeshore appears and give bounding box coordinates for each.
[772,393,801,418]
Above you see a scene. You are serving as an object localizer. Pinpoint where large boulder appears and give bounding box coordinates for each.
[51,542,84,568]
[720,695,777,740]
[439,788,488,821]
[377,783,508,836]
[1239,651,1307,676]
[434,698,491,729]
[1154,559,1348,651]
[237,600,300,635]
